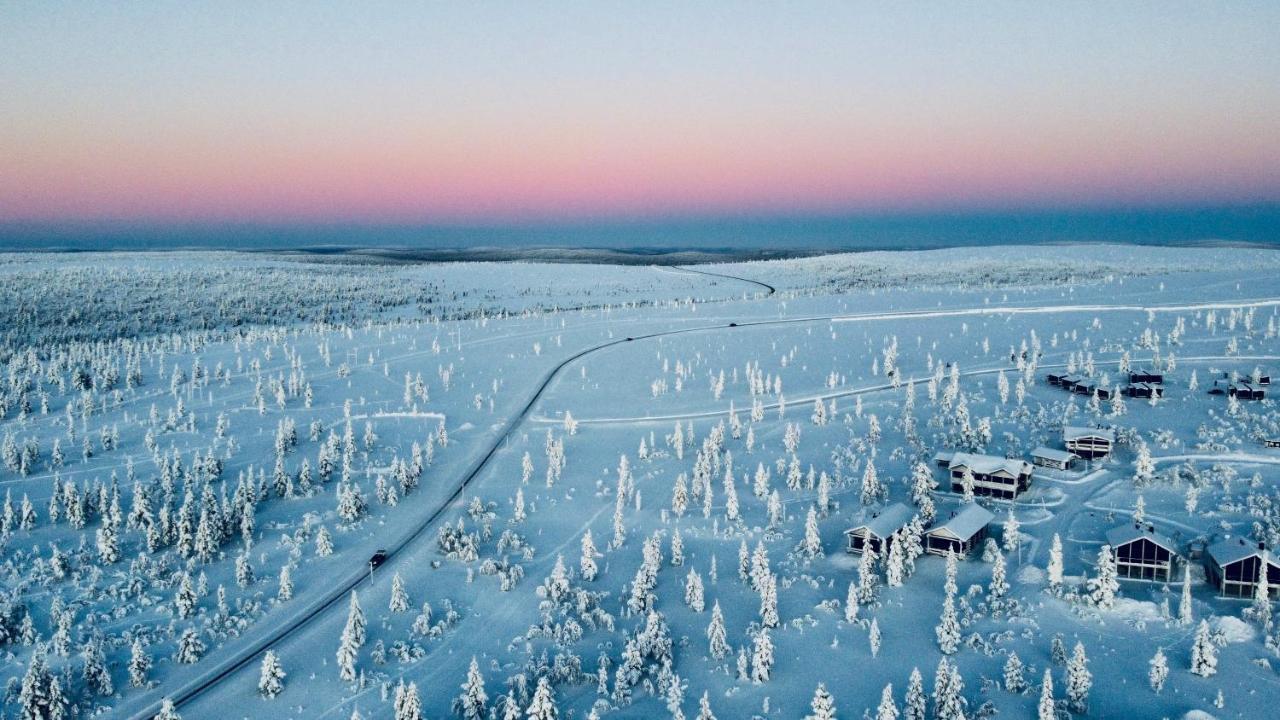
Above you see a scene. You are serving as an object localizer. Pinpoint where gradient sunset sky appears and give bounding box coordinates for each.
[2,2,1278,230]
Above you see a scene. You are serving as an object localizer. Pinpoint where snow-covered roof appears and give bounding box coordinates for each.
[949,452,1032,477]
[1063,426,1115,443]
[1031,447,1077,463]
[845,503,915,539]
[1207,539,1279,568]
[927,504,994,541]
[932,451,955,465]
[1106,523,1176,553]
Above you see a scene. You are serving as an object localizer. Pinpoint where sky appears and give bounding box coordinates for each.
[1,2,1279,242]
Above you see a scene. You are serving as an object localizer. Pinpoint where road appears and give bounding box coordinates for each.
[125,267,774,719]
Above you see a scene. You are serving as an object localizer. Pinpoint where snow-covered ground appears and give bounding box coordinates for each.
[2,245,1280,720]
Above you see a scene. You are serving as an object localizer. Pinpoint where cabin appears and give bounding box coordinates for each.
[1058,375,1084,393]
[1265,438,1280,449]
[946,453,1034,500]
[924,504,993,557]
[1063,426,1115,459]
[1124,383,1164,399]
[1031,446,1079,470]
[1205,540,1280,598]
[844,503,915,555]
[1231,382,1266,401]
[1081,382,1112,400]
[1045,372,1067,386]
[1107,523,1178,582]
[1128,369,1164,384]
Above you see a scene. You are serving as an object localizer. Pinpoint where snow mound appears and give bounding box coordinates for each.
[1214,616,1255,644]
[1183,711,1217,720]
[1103,598,1162,622]
[1016,565,1045,586]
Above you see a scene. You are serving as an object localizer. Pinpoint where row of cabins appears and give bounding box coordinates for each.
[1208,369,1271,400]
[1045,369,1164,401]
[848,509,1280,600]
[844,502,994,558]
[1209,379,1267,400]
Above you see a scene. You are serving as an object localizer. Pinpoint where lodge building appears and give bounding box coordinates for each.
[1106,523,1178,582]
[844,502,914,555]
[923,504,993,557]
[1205,540,1280,598]
[1063,426,1114,459]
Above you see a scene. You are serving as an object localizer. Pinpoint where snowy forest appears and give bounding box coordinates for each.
[2,245,1280,720]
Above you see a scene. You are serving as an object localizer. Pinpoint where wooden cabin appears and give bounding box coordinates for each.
[924,504,993,557]
[1231,382,1266,400]
[1031,446,1079,470]
[1205,540,1280,598]
[844,503,914,555]
[946,453,1033,500]
[1128,369,1164,385]
[1045,372,1067,386]
[1107,523,1178,582]
[1063,426,1114,459]
[1264,438,1280,449]
[1124,383,1164,399]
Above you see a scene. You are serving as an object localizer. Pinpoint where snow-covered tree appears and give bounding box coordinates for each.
[788,506,817,561]
[525,676,557,720]
[580,530,599,581]
[390,572,410,613]
[337,591,366,681]
[707,601,729,659]
[875,683,898,720]
[1066,642,1092,713]
[258,650,286,698]
[935,593,960,655]
[1047,533,1064,591]
[1190,619,1217,677]
[456,656,488,720]
[1087,544,1119,608]
[394,680,423,720]
[1148,648,1168,693]
[1003,651,1026,693]
[129,638,152,687]
[1037,669,1055,720]
[904,667,926,720]
[750,628,774,683]
[805,683,836,720]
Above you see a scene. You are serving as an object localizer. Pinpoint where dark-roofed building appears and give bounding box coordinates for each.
[1063,426,1114,459]
[1205,540,1280,598]
[1265,438,1280,449]
[1045,372,1068,386]
[946,453,1034,500]
[844,503,915,555]
[1107,523,1178,582]
[924,504,993,557]
[1124,383,1163,399]
[1128,369,1164,384]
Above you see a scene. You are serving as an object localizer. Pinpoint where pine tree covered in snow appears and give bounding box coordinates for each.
[337,591,366,681]
[1037,669,1055,720]
[904,667,926,720]
[1190,619,1217,677]
[875,683,899,720]
[804,683,836,720]
[456,656,488,720]
[525,677,557,720]
[1148,648,1168,693]
[258,650,286,698]
[394,680,423,720]
[1066,642,1091,713]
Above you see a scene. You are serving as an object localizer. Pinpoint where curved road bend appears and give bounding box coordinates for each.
[127,268,774,718]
